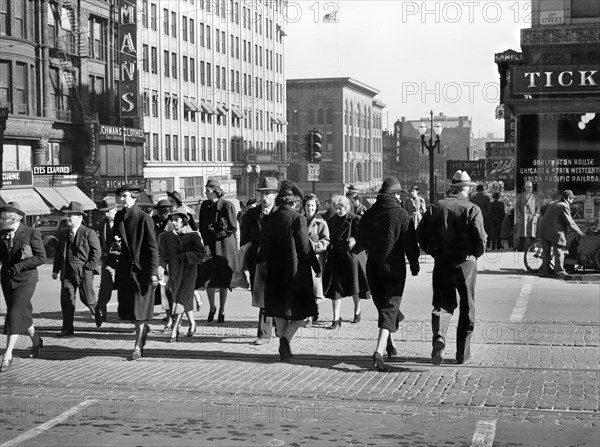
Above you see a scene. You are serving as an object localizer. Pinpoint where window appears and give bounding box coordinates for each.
[571,0,600,18]
[230,34,234,54]
[201,137,206,161]
[171,52,177,79]
[88,75,105,118]
[14,63,28,115]
[190,18,195,43]
[141,1,148,28]
[173,135,179,161]
[215,65,220,89]
[184,136,190,161]
[171,11,177,37]
[164,94,171,119]
[206,25,211,49]
[182,56,188,81]
[182,176,204,198]
[200,61,205,85]
[88,17,106,61]
[163,8,169,35]
[172,95,178,120]
[190,58,195,83]
[142,45,149,72]
[165,134,171,160]
[221,31,226,53]
[182,16,187,41]
[150,3,157,30]
[191,137,197,161]
[215,29,220,52]
[235,71,240,93]
[144,132,150,160]
[152,133,159,159]
[2,0,27,38]
[200,23,204,46]
[230,69,234,92]
[235,37,239,58]
[142,90,149,116]
[207,63,212,86]
[216,139,222,161]
[0,61,11,111]
[151,46,157,74]
[207,138,213,161]
[163,50,169,77]
[222,67,226,90]
[151,90,158,116]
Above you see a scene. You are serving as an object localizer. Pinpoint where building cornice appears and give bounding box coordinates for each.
[521,25,600,46]
[287,77,381,98]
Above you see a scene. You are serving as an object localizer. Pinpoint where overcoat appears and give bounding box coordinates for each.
[261,205,319,320]
[198,197,238,288]
[538,199,581,247]
[158,227,206,313]
[306,215,329,299]
[113,204,159,321]
[0,224,46,334]
[515,191,540,238]
[358,194,420,299]
[323,212,369,299]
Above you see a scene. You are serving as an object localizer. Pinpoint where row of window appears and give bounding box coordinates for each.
[140,0,284,44]
[0,60,33,115]
[145,133,285,163]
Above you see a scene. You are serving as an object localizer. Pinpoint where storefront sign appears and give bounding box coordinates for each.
[446,160,485,181]
[119,0,139,118]
[98,125,145,143]
[32,165,72,175]
[540,10,564,26]
[485,142,515,158]
[1,171,33,186]
[220,179,238,196]
[513,65,600,95]
[519,158,600,185]
[103,177,143,191]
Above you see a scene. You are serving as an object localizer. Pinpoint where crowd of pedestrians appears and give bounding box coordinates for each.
[12,172,583,373]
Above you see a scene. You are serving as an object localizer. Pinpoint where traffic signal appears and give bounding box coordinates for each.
[303,132,313,161]
[311,131,323,163]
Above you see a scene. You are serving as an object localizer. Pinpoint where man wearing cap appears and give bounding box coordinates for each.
[113,183,159,360]
[538,190,583,277]
[404,185,427,229]
[152,199,173,237]
[240,176,279,344]
[52,201,102,335]
[96,197,119,322]
[417,170,487,366]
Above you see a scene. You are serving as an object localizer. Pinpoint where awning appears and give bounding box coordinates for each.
[215,104,227,116]
[0,189,52,216]
[189,98,201,112]
[53,186,97,210]
[34,187,70,210]
[230,106,244,119]
[183,98,199,112]
[201,100,216,115]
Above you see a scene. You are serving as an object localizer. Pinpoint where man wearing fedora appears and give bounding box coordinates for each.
[404,185,427,229]
[240,176,279,344]
[52,201,102,335]
[152,199,173,237]
[417,170,487,366]
[96,196,119,323]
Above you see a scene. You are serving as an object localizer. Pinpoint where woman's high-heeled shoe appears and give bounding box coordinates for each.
[327,318,342,330]
[129,348,142,361]
[169,330,180,343]
[1,357,14,372]
[352,312,362,324]
[217,314,225,324]
[372,352,388,372]
[186,325,197,337]
[30,337,44,358]
[386,344,397,359]
[207,310,216,322]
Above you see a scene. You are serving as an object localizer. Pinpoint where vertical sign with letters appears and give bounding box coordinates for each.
[119,0,138,118]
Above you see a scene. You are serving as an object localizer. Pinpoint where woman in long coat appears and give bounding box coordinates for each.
[0,202,46,372]
[323,194,369,329]
[262,188,319,360]
[113,184,159,361]
[198,179,239,323]
[357,177,420,372]
[158,207,206,341]
[303,194,329,326]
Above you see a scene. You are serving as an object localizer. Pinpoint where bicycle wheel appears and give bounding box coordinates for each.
[524,239,552,273]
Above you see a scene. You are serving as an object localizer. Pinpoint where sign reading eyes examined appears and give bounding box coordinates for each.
[119,0,138,118]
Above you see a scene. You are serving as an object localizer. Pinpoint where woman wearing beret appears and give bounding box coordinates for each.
[0,202,47,372]
[198,179,239,323]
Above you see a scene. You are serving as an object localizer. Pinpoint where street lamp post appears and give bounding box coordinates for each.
[245,164,261,198]
[418,110,443,204]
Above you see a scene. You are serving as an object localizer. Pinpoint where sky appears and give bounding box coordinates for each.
[285,0,531,137]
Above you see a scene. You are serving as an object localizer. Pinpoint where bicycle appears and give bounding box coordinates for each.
[523,239,553,273]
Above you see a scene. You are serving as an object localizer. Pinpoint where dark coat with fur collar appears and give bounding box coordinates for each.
[358,194,420,299]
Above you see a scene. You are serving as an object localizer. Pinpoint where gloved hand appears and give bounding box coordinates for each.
[410,263,420,276]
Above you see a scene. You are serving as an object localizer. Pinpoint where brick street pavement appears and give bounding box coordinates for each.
[1,252,599,446]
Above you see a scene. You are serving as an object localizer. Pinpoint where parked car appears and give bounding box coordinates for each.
[33,216,69,258]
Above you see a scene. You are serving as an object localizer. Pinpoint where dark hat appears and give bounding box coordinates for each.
[278,180,304,199]
[562,189,576,200]
[115,183,142,196]
[167,191,183,206]
[476,184,485,191]
[347,184,359,194]
[256,176,279,192]
[492,192,501,200]
[61,201,87,216]
[409,185,420,191]
[450,170,476,188]
[154,199,173,209]
[380,177,405,193]
[99,196,117,212]
[0,201,25,217]
[169,206,192,219]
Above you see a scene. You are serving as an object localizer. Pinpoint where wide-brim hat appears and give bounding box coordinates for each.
[277,180,304,199]
[380,176,406,193]
[154,199,173,209]
[347,184,359,194]
[169,206,193,219]
[99,196,118,212]
[0,201,26,217]
[256,176,279,192]
[167,191,183,207]
[205,179,223,194]
[409,185,420,192]
[450,170,477,187]
[116,183,142,196]
[61,201,87,216]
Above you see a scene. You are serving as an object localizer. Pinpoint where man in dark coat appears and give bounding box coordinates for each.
[358,177,420,371]
[470,185,491,248]
[538,190,583,276]
[96,196,119,323]
[488,192,505,251]
[240,176,279,345]
[417,170,487,366]
[261,184,319,361]
[113,184,159,360]
[52,202,102,335]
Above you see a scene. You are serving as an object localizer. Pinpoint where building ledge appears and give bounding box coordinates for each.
[521,25,600,46]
